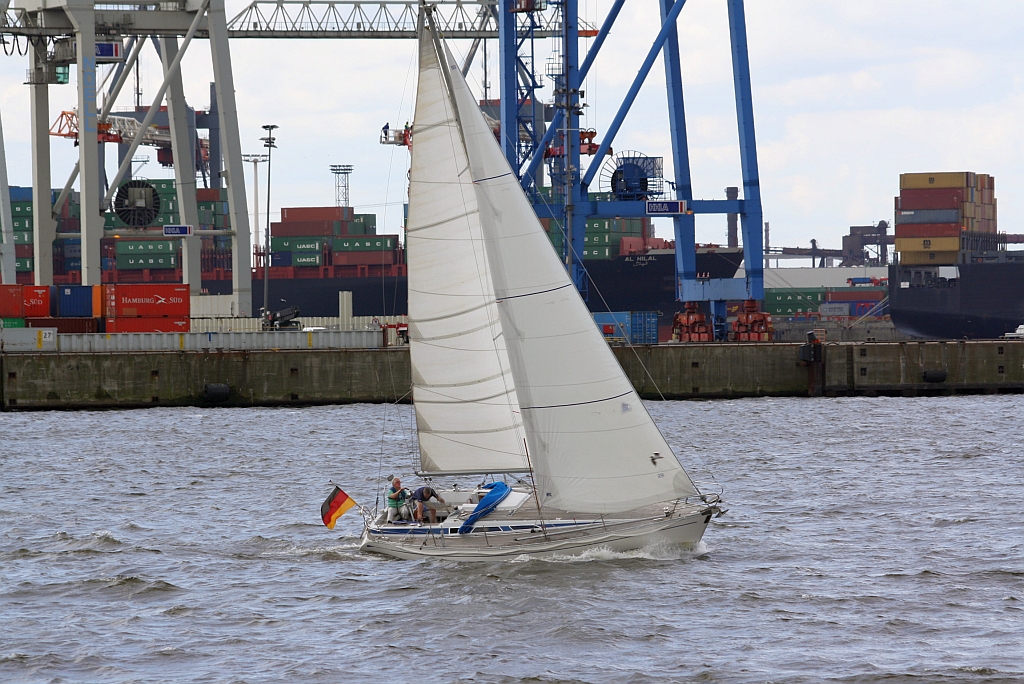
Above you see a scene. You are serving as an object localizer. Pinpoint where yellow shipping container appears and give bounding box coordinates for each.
[895,237,960,252]
[961,202,976,218]
[900,172,973,189]
[899,250,960,265]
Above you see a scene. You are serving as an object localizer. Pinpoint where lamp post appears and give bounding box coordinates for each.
[241,153,268,271]
[259,124,278,320]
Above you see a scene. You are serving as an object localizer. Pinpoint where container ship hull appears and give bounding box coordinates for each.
[888,260,1024,339]
[218,249,744,319]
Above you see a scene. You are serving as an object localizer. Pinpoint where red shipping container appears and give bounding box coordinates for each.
[102,284,190,318]
[827,289,885,302]
[281,206,353,222]
[104,316,190,333]
[270,220,337,237]
[894,223,962,239]
[897,188,965,211]
[196,188,222,202]
[15,244,34,258]
[26,316,99,333]
[0,284,24,317]
[23,285,52,318]
[332,251,396,266]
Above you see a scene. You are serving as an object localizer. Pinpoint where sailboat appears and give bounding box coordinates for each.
[358,7,721,561]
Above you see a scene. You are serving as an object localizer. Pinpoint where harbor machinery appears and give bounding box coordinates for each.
[3,0,765,337]
[0,0,253,314]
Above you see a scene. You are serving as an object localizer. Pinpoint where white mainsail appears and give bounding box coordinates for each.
[438,44,700,513]
[406,31,529,475]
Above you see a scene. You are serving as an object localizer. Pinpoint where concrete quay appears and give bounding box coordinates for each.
[2,341,1022,411]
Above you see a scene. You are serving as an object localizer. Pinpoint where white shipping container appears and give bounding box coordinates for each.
[0,328,57,351]
[818,303,851,316]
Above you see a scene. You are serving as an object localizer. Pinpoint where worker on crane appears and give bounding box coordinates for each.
[381,122,389,143]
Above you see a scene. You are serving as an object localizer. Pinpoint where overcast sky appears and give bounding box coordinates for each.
[2,0,1021,249]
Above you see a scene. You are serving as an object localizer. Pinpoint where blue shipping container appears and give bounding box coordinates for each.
[592,311,659,345]
[894,209,960,225]
[57,285,94,317]
[102,257,116,271]
[63,244,82,258]
[850,301,889,317]
[65,258,82,271]
[271,251,292,267]
[9,186,33,202]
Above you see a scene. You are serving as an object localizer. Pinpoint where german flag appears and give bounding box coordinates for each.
[321,486,357,529]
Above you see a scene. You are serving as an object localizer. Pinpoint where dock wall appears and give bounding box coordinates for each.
[2,341,1021,410]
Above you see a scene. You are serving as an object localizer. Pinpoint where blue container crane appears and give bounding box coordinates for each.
[497,0,765,339]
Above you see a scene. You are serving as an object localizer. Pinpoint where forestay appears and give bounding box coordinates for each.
[406,32,529,475]
[441,45,699,513]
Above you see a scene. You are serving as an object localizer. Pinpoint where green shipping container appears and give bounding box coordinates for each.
[584,233,612,245]
[16,257,34,272]
[353,213,378,232]
[586,219,613,232]
[149,179,176,194]
[12,217,33,231]
[11,201,33,215]
[582,246,617,260]
[152,213,180,226]
[116,253,178,270]
[618,218,645,235]
[116,239,177,254]
[764,288,826,305]
[196,201,227,214]
[1,317,27,328]
[13,230,33,244]
[331,236,396,252]
[767,304,819,316]
[292,251,322,266]
[272,237,325,252]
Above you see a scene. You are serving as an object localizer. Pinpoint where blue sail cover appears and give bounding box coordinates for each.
[458,482,512,534]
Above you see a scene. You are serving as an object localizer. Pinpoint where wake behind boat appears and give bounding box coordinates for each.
[356,6,721,561]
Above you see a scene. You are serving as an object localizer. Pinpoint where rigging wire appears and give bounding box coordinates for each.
[374,40,419,513]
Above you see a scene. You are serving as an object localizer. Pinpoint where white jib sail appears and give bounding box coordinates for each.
[406,32,529,475]
[440,46,699,513]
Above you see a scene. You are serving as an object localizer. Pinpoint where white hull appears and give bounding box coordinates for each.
[359,505,716,562]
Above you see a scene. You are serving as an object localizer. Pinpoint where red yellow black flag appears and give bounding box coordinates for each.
[321,486,357,529]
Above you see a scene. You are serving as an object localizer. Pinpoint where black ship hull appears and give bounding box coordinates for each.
[205,250,744,320]
[888,260,1024,339]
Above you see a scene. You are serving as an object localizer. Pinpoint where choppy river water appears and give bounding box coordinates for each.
[2,396,1022,683]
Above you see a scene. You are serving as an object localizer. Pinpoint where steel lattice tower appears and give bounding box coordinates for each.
[330,164,353,207]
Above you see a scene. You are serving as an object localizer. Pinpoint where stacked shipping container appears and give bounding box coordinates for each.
[763,286,889,318]
[540,215,650,260]
[7,183,388,284]
[268,206,395,270]
[894,172,998,266]
[0,284,189,332]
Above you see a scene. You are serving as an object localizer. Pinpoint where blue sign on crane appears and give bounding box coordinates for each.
[646,200,688,215]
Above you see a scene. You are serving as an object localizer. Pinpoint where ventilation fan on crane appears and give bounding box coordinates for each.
[598,151,664,201]
[113,179,162,227]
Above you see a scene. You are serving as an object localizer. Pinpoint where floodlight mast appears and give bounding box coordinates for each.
[330,164,353,207]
